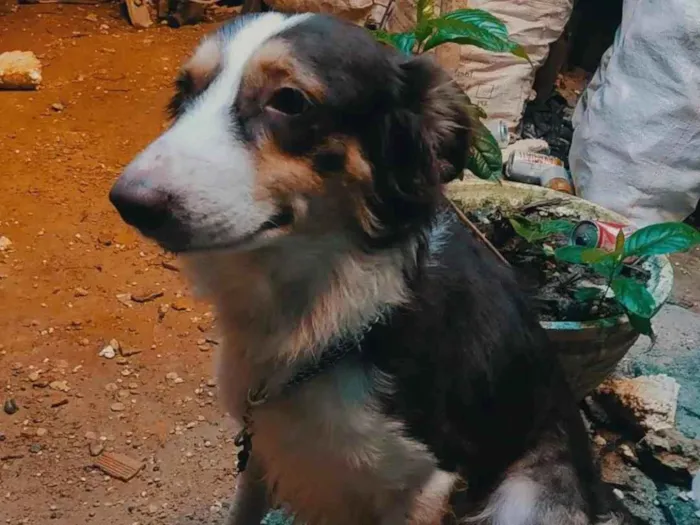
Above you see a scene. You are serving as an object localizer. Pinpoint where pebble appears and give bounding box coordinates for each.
[173,377,184,384]
[28,371,41,382]
[593,435,607,447]
[29,443,42,454]
[0,236,12,251]
[115,357,128,365]
[74,287,89,297]
[165,372,179,381]
[109,339,120,351]
[105,383,118,392]
[85,13,98,22]
[612,488,625,500]
[206,379,216,388]
[89,442,104,457]
[3,398,18,415]
[117,390,130,399]
[51,102,64,112]
[110,402,126,412]
[49,380,70,392]
[36,427,48,437]
[85,431,98,440]
[99,345,116,359]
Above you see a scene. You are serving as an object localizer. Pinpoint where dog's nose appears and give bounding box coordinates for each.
[109,177,171,231]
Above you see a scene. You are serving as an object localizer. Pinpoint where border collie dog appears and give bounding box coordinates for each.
[110,13,632,525]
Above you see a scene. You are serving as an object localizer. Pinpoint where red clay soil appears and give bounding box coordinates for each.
[1,5,699,525]
[1,5,241,524]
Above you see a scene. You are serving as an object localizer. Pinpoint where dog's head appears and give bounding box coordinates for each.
[110,13,471,254]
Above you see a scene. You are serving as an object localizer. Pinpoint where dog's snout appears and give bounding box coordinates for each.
[109,176,171,231]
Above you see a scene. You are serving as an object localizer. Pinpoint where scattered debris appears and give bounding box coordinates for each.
[0,236,12,251]
[594,375,680,437]
[0,51,42,90]
[93,452,144,481]
[637,429,700,486]
[3,398,19,415]
[131,291,164,303]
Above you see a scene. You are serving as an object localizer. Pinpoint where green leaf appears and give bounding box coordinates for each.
[442,8,509,39]
[554,246,587,264]
[423,14,528,60]
[372,30,416,54]
[574,287,602,302]
[580,248,611,264]
[540,219,576,236]
[466,117,502,180]
[509,216,540,243]
[624,222,700,257]
[614,230,625,255]
[611,277,656,319]
[416,0,434,24]
[592,257,621,278]
[628,313,654,337]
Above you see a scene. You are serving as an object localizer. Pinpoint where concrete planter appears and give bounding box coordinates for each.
[446,179,674,399]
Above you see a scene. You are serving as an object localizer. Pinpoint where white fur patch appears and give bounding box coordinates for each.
[123,13,311,249]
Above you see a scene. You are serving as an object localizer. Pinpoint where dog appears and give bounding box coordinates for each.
[109,12,634,525]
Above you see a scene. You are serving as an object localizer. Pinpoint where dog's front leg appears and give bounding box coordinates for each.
[225,458,270,525]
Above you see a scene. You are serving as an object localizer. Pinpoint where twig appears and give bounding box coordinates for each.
[448,200,511,267]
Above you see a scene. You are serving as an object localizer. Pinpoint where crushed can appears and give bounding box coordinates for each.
[571,220,636,251]
[484,119,510,149]
[505,151,573,193]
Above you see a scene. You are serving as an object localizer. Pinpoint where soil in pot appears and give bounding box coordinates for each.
[465,206,650,324]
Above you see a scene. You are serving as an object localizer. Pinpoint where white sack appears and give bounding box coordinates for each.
[569,0,700,226]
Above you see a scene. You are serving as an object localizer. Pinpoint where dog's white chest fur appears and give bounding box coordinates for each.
[220,360,453,525]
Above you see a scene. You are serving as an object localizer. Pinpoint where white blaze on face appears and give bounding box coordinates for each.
[124,13,310,247]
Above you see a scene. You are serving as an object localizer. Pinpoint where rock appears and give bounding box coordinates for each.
[594,375,680,438]
[619,444,638,464]
[51,102,65,112]
[0,236,12,251]
[110,402,126,412]
[116,293,133,308]
[0,51,42,90]
[161,260,180,272]
[85,431,98,440]
[165,372,179,381]
[105,383,118,392]
[99,345,117,359]
[612,488,625,500]
[131,291,164,303]
[206,378,216,388]
[693,471,699,504]
[115,357,128,365]
[36,427,48,437]
[29,443,42,454]
[157,303,170,321]
[637,429,700,486]
[85,13,98,22]
[28,371,41,382]
[3,398,18,415]
[49,380,70,392]
[74,287,89,297]
[89,442,104,457]
[120,347,141,358]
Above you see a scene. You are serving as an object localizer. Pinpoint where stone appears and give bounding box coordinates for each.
[3,398,18,415]
[85,13,98,22]
[594,375,680,437]
[28,371,40,382]
[0,51,42,90]
[131,291,164,303]
[89,442,104,457]
[74,287,89,297]
[116,293,133,308]
[105,383,118,392]
[49,380,70,392]
[36,428,48,437]
[110,402,126,412]
[165,372,179,381]
[29,443,42,454]
[120,347,141,358]
[99,345,116,359]
[0,236,12,251]
[51,102,64,112]
[85,431,98,441]
[636,429,700,486]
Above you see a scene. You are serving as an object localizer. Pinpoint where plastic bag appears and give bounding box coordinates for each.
[569,0,700,226]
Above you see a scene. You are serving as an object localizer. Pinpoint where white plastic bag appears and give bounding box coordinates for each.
[569,0,700,226]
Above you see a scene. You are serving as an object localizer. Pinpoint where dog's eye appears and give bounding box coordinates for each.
[266,87,310,116]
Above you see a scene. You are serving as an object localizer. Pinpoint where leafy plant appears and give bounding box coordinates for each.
[550,222,700,337]
[371,0,528,180]
[508,216,575,243]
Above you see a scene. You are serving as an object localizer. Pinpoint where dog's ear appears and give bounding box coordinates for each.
[361,55,471,246]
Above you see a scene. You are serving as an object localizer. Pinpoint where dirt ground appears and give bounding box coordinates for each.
[1,4,699,525]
